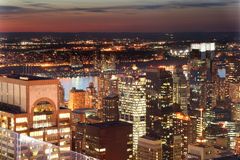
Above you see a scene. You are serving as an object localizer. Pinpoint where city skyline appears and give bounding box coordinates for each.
[0,1,240,159]
[0,0,240,32]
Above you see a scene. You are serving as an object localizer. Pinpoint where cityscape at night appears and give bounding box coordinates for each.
[0,0,240,160]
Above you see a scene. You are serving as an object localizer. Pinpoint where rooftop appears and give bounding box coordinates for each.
[70,87,85,92]
[141,135,161,141]
[73,108,97,114]
[0,102,24,114]
[79,121,132,128]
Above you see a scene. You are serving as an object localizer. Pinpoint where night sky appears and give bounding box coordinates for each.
[0,0,240,32]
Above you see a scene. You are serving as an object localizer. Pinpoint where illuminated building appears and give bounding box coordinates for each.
[86,82,97,108]
[229,83,240,103]
[236,136,240,155]
[187,117,236,160]
[217,121,238,149]
[94,54,116,72]
[159,106,190,160]
[68,88,86,110]
[215,76,229,101]
[71,108,97,150]
[102,93,119,122]
[169,48,189,58]
[97,75,119,105]
[118,65,146,157]
[146,68,179,159]
[232,103,240,122]
[68,84,95,110]
[74,121,133,160]
[0,75,72,155]
[145,67,188,159]
[190,43,215,59]
[97,75,109,109]
[204,124,228,147]
[109,75,119,94]
[173,66,190,113]
[137,136,162,160]
[188,44,216,142]
[226,56,240,83]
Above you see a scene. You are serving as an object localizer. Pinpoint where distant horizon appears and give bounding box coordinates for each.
[1,31,240,33]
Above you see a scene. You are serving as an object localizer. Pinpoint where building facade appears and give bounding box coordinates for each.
[137,136,162,160]
[74,121,133,160]
[118,66,147,157]
[102,93,119,122]
[0,75,72,155]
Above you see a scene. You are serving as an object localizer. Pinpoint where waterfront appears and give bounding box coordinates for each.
[60,76,98,100]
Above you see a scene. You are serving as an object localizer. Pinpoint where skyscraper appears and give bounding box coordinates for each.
[119,65,146,157]
[146,68,173,137]
[188,43,216,142]
[146,68,188,159]
[172,66,190,113]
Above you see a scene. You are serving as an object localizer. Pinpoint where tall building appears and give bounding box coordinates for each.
[146,68,188,159]
[188,43,216,142]
[0,75,72,152]
[74,121,133,160]
[86,82,97,108]
[102,93,119,122]
[216,121,238,149]
[97,74,119,109]
[232,103,240,122]
[119,65,146,157]
[146,68,173,130]
[97,74,111,109]
[173,66,190,113]
[137,136,162,160]
[68,88,86,110]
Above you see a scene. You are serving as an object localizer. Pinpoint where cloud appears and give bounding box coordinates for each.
[27,2,54,9]
[65,0,240,12]
[0,6,28,14]
[0,0,239,15]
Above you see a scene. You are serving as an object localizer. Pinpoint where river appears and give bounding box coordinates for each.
[59,76,98,100]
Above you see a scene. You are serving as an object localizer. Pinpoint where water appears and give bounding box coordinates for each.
[59,76,98,100]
